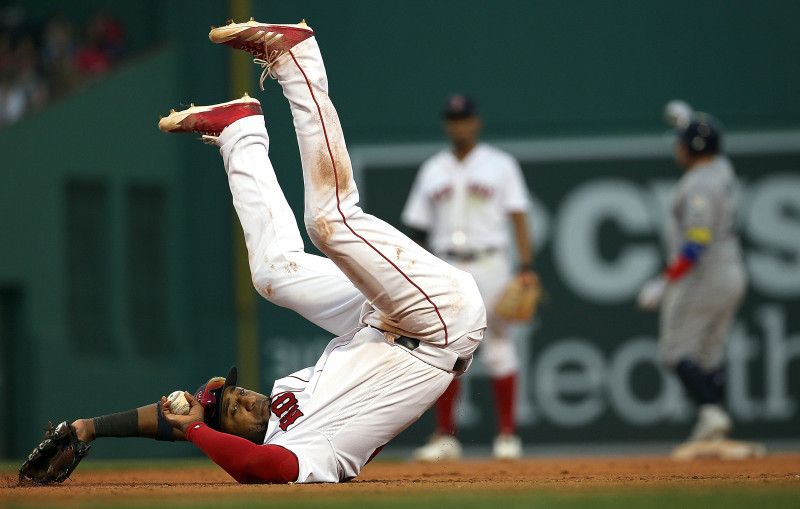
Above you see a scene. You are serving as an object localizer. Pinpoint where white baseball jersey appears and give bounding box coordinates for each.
[402,144,531,255]
[401,142,530,377]
[218,37,486,483]
[660,155,747,369]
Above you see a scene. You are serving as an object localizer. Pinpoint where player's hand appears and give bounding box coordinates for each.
[70,418,96,443]
[161,392,204,434]
[637,277,667,310]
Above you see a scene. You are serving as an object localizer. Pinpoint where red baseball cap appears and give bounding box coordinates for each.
[193,365,237,431]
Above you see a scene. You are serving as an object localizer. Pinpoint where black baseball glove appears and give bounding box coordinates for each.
[18,421,91,484]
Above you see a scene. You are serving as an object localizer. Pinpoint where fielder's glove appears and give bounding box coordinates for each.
[637,277,667,310]
[18,421,91,484]
[494,273,543,322]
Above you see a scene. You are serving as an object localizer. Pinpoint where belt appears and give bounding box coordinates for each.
[443,248,499,262]
[393,335,470,374]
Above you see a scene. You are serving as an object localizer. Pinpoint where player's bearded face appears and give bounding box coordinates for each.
[219,386,271,444]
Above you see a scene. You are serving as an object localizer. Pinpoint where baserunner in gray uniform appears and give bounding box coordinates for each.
[638,106,747,442]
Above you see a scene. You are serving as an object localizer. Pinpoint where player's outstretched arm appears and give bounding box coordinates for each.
[510,211,537,283]
[71,402,188,444]
[637,226,711,311]
[20,401,185,484]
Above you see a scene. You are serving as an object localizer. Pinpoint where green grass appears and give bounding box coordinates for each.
[4,489,798,509]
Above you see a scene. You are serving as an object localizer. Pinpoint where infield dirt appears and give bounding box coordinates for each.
[3,453,799,507]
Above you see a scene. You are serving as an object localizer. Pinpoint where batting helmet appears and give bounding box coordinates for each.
[677,114,722,155]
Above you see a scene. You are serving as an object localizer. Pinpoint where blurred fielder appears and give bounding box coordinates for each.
[401,94,537,461]
[638,101,747,442]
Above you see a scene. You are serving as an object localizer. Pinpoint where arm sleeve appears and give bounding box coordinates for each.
[185,423,299,484]
[664,232,710,281]
[401,167,432,230]
[665,184,714,281]
[503,155,531,213]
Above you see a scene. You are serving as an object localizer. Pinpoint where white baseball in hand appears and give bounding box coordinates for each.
[166,390,191,415]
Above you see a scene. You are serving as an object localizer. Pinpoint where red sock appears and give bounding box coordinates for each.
[436,378,460,435]
[493,374,516,435]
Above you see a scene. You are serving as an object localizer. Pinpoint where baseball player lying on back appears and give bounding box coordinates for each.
[18,20,485,485]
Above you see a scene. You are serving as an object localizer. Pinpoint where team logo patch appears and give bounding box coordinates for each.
[271,392,304,431]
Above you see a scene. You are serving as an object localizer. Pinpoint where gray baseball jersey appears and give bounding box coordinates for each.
[660,155,747,369]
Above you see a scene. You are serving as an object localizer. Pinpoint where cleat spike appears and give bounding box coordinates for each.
[226,19,233,25]
[190,103,195,108]
[250,17,255,22]
[170,109,176,114]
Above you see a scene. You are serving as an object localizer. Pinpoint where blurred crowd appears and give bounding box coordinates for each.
[0,4,127,128]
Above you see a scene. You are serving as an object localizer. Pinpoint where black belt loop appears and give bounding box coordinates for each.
[443,248,498,262]
[377,328,470,374]
[393,335,420,351]
[452,358,469,373]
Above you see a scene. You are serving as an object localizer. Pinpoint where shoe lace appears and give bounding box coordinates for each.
[253,49,285,90]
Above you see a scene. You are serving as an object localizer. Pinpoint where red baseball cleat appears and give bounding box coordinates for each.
[158,95,262,143]
[209,18,313,60]
[209,19,314,89]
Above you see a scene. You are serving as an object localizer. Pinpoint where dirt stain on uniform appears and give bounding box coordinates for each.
[396,247,403,260]
[310,98,352,194]
[314,215,335,245]
[446,274,465,314]
[313,146,352,194]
